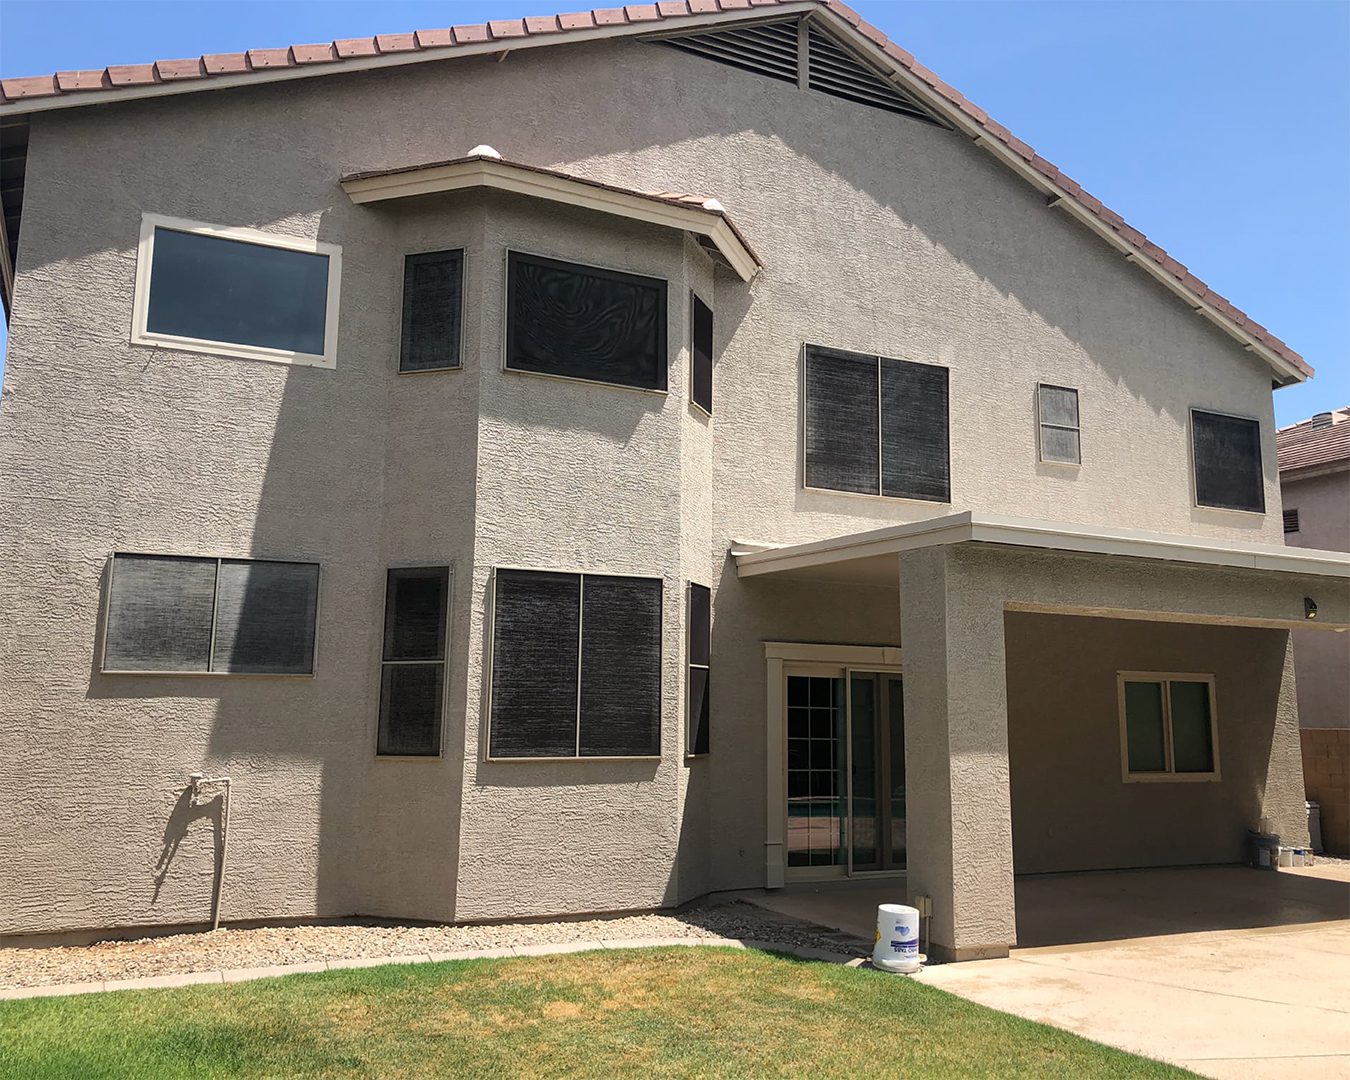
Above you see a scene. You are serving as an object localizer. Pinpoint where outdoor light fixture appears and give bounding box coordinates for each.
[1304,597,1318,620]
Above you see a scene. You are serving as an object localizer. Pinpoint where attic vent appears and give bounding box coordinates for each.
[662,19,799,85]
[806,27,936,123]
[658,19,943,127]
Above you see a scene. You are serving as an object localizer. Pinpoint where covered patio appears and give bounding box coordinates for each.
[734,511,1350,962]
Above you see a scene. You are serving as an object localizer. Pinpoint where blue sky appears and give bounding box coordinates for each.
[1,0,1346,425]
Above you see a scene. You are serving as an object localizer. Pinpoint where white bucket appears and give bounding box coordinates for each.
[873,903,921,973]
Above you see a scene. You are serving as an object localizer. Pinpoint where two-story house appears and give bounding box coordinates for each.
[1,0,1347,963]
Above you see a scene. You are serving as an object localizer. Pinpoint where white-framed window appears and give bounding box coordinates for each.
[1117,672,1220,782]
[1037,383,1081,465]
[131,213,342,369]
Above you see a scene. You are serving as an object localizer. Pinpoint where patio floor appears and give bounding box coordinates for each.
[742,864,1350,1079]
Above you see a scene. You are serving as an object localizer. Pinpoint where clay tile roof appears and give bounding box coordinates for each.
[1277,411,1350,475]
[0,0,1312,379]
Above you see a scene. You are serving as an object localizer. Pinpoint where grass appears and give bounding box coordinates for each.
[0,946,1194,1079]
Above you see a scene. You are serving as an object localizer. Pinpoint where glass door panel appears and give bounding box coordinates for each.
[849,674,879,871]
[888,676,906,868]
[786,674,847,869]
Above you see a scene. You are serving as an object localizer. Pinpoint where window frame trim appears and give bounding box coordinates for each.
[100,551,322,678]
[396,247,468,376]
[131,213,342,370]
[1116,670,1221,783]
[374,564,453,759]
[1188,406,1267,516]
[501,247,671,396]
[798,342,953,506]
[484,563,665,763]
[1035,382,1082,467]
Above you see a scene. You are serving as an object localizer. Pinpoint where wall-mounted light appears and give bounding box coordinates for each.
[1305,597,1318,621]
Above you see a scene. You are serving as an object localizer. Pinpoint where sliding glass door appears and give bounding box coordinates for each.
[785,667,905,878]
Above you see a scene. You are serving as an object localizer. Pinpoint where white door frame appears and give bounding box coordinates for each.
[764,642,903,888]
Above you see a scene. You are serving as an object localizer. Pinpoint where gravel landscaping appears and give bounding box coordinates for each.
[0,900,867,989]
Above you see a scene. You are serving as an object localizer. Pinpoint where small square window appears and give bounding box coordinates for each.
[1037,384,1081,465]
[1283,508,1300,534]
[1118,673,1219,781]
[1192,410,1264,513]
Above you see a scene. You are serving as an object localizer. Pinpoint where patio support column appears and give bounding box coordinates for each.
[1261,632,1311,846]
[899,545,1015,961]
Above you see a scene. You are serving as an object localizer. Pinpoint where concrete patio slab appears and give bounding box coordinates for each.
[740,865,1350,1080]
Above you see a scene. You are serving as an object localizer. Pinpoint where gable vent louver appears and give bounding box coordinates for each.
[657,19,943,127]
[806,27,938,124]
[662,19,800,85]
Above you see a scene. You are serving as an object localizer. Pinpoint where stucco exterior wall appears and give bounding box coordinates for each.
[0,32,1305,937]
[1006,613,1294,874]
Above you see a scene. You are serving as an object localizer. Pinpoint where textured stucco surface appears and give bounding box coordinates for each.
[0,33,1307,938]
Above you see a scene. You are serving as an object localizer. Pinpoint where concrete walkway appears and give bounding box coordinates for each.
[746,865,1350,1079]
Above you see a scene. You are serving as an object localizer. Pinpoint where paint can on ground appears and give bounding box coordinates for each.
[873,904,921,973]
[1247,829,1279,870]
[1278,847,1294,868]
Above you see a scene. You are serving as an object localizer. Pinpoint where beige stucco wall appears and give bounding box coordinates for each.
[0,32,1304,936]
[1007,613,1296,873]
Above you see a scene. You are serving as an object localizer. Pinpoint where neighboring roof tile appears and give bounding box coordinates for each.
[0,0,1311,378]
[1277,412,1350,475]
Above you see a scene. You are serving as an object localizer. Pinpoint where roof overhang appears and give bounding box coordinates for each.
[734,510,1350,585]
[339,153,761,282]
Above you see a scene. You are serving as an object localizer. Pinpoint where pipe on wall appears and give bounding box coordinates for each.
[188,772,232,932]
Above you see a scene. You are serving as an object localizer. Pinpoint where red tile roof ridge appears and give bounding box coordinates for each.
[0,0,1310,378]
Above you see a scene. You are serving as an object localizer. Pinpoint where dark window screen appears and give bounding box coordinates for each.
[880,357,950,501]
[688,583,711,756]
[213,560,319,674]
[579,576,662,757]
[489,570,582,758]
[104,554,318,674]
[383,568,449,662]
[378,567,449,756]
[104,555,216,672]
[146,227,330,356]
[691,292,714,414]
[400,250,463,372]
[506,252,667,390]
[1193,411,1264,513]
[379,664,444,756]
[804,346,880,494]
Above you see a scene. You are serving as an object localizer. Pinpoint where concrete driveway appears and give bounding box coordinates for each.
[748,864,1350,1078]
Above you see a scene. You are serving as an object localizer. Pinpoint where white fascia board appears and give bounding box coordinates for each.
[734,510,1350,580]
[341,157,760,281]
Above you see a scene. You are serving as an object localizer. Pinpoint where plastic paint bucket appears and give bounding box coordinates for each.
[873,904,921,973]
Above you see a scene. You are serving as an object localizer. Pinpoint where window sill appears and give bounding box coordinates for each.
[1193,501,1266,517]
[1122,772,1221,784]
[801,484,952,508]
[130,332,335,371]
[501,365,668,397]
[482,754,662,764]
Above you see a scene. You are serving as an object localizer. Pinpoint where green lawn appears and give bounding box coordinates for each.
[0,947,1192,1079]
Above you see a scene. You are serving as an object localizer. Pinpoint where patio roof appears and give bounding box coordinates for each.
[733,511,1350,587]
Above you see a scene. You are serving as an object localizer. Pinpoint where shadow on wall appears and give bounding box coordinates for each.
[153,781,223,916]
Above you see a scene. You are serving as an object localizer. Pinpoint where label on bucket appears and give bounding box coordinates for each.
[891,936,918,958]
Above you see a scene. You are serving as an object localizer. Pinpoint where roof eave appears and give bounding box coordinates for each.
[340,155,762,281]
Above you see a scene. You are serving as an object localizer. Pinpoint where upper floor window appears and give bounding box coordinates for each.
[132,214,341,369]
[400,250,464,373]
[1283,508,1300,534]
[803,345,950,502]
[1037,384,1080,465]
[505,251,667,391]
[1191,409,1264,513]
[488,568,662,759]
[103,553,319,675]
[690,291,714,414]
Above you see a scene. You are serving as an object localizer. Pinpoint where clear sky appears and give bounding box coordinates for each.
[1,0,1346,425]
